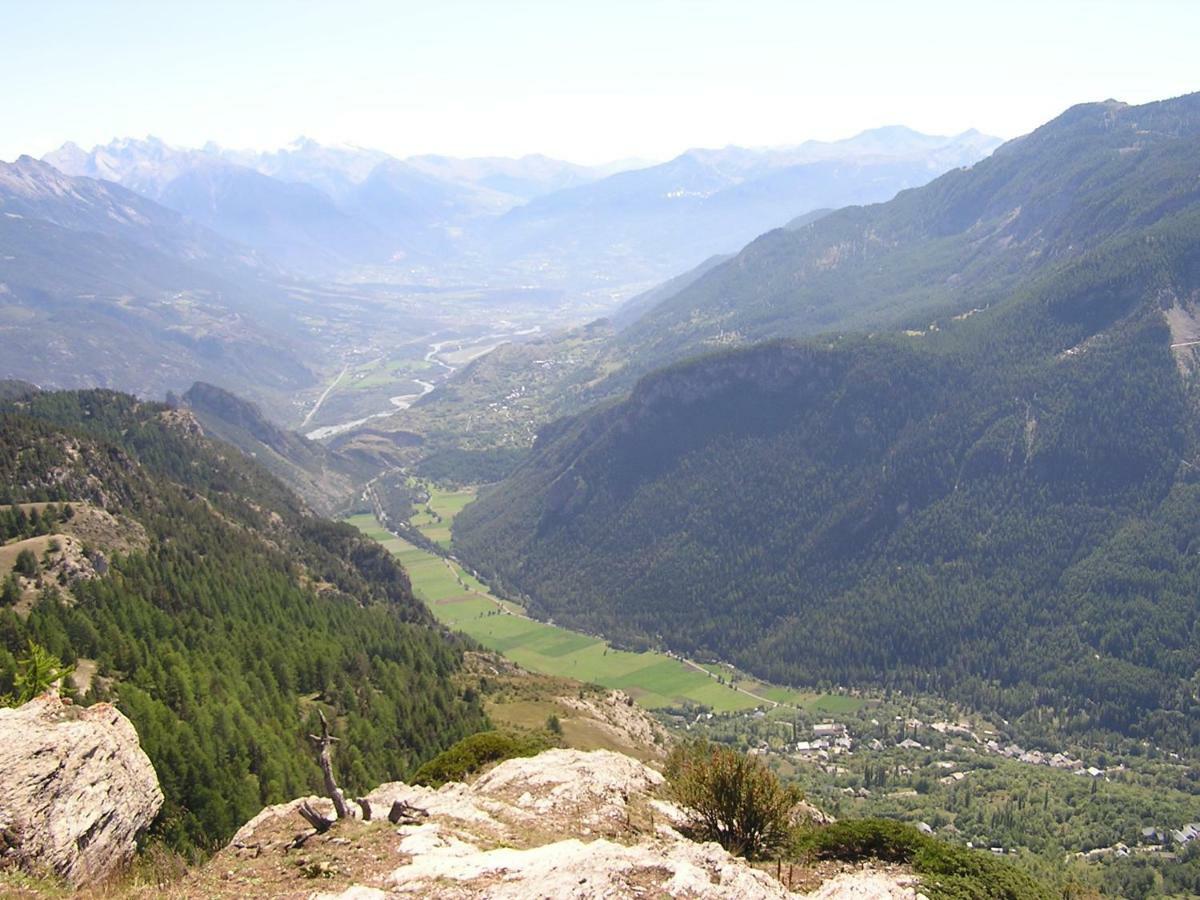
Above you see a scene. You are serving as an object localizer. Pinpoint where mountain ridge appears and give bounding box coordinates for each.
[452,94,1200,754]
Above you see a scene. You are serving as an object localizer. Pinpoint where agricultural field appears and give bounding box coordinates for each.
[347,511,856,715]
[409,485,477,548]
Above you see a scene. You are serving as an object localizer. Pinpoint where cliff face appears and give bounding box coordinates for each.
[0,695,163,886]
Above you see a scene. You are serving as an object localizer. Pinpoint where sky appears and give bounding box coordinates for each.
[2,0,1197,165]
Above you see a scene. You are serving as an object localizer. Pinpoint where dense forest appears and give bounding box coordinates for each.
[455,205,1200,754]
[0,390,487,853]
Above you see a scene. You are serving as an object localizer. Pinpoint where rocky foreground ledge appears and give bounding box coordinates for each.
[214,748,920,899]
[0,695,163,886]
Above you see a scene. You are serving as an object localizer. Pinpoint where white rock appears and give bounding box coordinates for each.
[800,870,921,899]
[384,834,791,898]
[0,695,162,885]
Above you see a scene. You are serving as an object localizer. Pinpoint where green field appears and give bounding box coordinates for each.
[409,485,477,548]
[347,510,861,716]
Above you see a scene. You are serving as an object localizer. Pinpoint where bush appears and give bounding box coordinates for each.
[411,730,552,787]
[797,818,926,863]
[664,739,801,860]
[797,819,1056,900]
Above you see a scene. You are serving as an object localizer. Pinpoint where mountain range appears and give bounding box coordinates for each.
[0,155,318,410]
[452,93,1200,754]
[41,128,1000,289]
[0,387,486,850]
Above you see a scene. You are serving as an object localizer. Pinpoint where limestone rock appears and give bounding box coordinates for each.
[224,748,935,899]
[241,749,790,898]
[799,870,923,899]
[0,695,163,885]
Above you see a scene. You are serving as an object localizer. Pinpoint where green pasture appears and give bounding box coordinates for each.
[346,507,859,716]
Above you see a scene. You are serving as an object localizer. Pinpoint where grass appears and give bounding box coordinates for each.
[409,485,477,548]
[347,509,859,717]
[347,513,759,711]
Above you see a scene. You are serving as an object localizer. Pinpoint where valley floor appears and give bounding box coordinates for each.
[345,503,855,716]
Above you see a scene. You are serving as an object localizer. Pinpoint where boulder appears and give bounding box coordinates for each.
[0,695,163,885]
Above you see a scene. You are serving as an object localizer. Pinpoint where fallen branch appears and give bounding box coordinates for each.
[297,801,335,834]
[388,799,429,825]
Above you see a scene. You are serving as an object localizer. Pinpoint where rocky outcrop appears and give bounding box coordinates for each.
[226,748,789,898]
[0,695,163,886]
[207,747,931,899]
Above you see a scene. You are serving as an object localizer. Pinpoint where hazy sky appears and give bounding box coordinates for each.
[3,0,1196,164]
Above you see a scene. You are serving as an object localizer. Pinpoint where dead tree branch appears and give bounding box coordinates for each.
[307,709,350,820]
[297,801,334,834]
[388,799,429,825]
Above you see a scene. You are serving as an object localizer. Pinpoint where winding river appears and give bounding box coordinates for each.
[303,327,539,441]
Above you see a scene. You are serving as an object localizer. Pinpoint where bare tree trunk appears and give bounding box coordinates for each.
[357,798,372,821]
[297,801,334,834]
[308,709,350,820]
[388,799,429,825]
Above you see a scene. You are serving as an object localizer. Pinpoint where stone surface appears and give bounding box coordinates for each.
[232,748,926,899]
[249,749,783,898]
[0,695,163,886]
[799,870,924,899]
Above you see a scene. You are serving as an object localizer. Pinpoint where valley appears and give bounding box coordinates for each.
[6,20,1200,893]
[339,480,1200,895]
[345,490,857,715]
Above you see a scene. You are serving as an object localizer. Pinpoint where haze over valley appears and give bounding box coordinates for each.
[3,3,1200,897]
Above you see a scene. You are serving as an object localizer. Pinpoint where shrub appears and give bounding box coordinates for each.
[664,739,801,860]
[796,818,926,863]
[797,819,1056,900]
[411,730,552,787]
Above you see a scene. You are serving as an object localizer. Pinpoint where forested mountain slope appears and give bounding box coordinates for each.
[173,381,374,515]
[454,202,1200,754]
[613,93,1200,376]
[0,389,486,851]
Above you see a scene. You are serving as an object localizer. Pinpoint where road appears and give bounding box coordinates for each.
[300,365,349,429]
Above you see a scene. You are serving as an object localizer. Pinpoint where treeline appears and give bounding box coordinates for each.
[0,391,487,853]
[454,214,1200,753]
[0,502,73,543]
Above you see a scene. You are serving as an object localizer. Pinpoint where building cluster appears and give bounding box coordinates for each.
[789,721,853,759]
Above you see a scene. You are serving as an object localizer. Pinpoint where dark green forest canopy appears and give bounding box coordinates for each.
[454,209,1200,754]
[0,390,486,852]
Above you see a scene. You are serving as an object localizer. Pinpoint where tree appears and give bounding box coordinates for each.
[13,548,37,577]
[664,739,801,860]
[10,641,74,705]
[0,574,19,607]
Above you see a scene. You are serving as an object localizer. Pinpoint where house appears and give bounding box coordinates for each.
[1171,823,1200,845]
[813,723,845,738]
